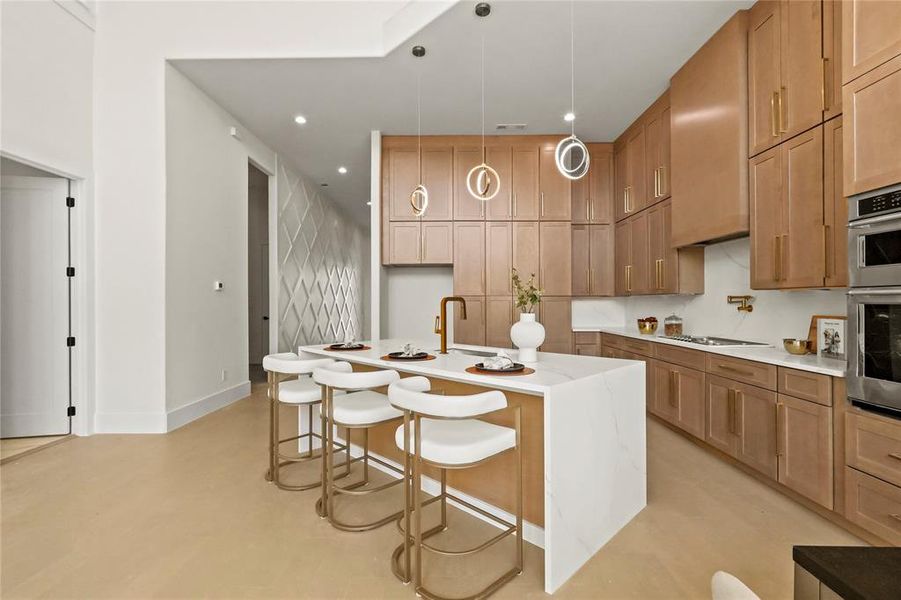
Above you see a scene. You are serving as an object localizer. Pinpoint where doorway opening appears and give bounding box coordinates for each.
[0,157,74,459]
[248,163,270,383]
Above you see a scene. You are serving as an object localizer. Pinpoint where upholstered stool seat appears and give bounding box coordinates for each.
[394,419,515,466]
[273,377,323,404]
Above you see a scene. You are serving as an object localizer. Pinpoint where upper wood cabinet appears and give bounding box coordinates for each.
[748,1,824,157]
[453,146,487,221]
[647,200,704,295]
[843,54,901,196]
[387,222,453,266]
[453,222,485,295]
[485,145,513,220]
[823,117,848,288]
[511,144,540,220]
[671,10,750,247]
[614,144,628,222]
[387,147,421,221]
[777,393,834,509]
[572,224,614,297]
[454,296,485,346]
[538,296,572,354]
[823,0,843,120]
[539,222,572,296]
[625,127,647,217]
[420,146,454,221]
[750,125,825,289]
[422,222,454,264]
[842,0,901,85]
[539,142,572,220]
[614,220,631,296]
[644,93,671,203]
[485,221,512,296]
[572,143,614,224]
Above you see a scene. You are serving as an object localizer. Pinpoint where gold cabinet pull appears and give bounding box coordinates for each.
[627,265,632,292]
[540,191,545,217]
[590,198,595,222]
[512,192,517,217]
[433,315,441,334]
[653,168,659,199]
[659,166,666,196]
[659,259,665,290]
[727,389,736,434]
[778,87,787,133]
[668,371,677,407]
[771,91,779,137]
[773,236,780,281]
[775,401,785,457]
[733,390,742,434]
[824,224,832,278]
[822,58,829,111]
[586,197,591,222]
[781,234,788,281]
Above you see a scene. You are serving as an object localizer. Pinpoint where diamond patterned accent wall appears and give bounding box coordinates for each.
[277,162,365,352]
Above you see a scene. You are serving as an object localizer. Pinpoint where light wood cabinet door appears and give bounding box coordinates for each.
[421,146,454,221]
[626,127,646,215]
[453,222,485,295]
[651,360,674,420]
[782,126,825,288]
[512,221,540,285]
[750,145,784,288]
[614,144,628,222]
[485,297,513,349]
[388,222,421,264]
[454,296,485,346]
[645,112,663,204]
[823,0,843,120]
[574,144,614,224]
[648,203,665,294]
[485,222,512,296]
[422,222,453,264]
[706,375,740,456]
[777,394,834,509]
[823,117,848,287]
[630,211,650,295]
[485,145,513,220]
[614,219,631,296]
[749,0,782,156]
[735,383,778,479]
[453,146,486,221]
[539,142,572,220]
[843,54,901,196]
[672,365,706,439]
[539,296,572,354]
[842,0,901,84]
[780,0,823,142]
[571,225,590,296]
[574,343,600,357]
[511,145,540,220]
[539,222,572,296]
[659,105,671,200]
[589,225,614,297]
[388,148,421,221]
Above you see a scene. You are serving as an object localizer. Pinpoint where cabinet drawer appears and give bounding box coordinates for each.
[654,344,706,371]
[617,336,654,357]
[574,344,600,357]
[845,411,901,488]
[600,333,624,350]
[843,467,901,545]
[777,367,832,406]
[706,355,776,390]
[574,331,600,345]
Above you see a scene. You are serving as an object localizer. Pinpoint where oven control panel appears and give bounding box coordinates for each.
[858,188,901,218]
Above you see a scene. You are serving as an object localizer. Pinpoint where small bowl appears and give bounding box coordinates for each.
[783,338,810,355]
[637,320,659,335]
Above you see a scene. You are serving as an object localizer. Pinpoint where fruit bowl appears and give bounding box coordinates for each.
[783,338,811,355]
[637,318,658,335]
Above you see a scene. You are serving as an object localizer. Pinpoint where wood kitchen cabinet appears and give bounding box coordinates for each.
[841,0,901,85]
[614,220,630,296]
[512,221,540,284]
[387,147,421,221]
[644,93,671,203]
[384,142,453,221]
[387,221,453,265]
[539,142,572,220]
[625,126,646,217]
[511,144,540,221]
[614,143,628,223]
[572,224,614,297]
[843,54,901,197]
[453,222,485,295]
[615,214,648,296]
[572,143,614,224]
[777,393,833,509]
[823,0,843,120]
[750,125,825,289]
[823,117,848,287]
[539,222,572,296]
[653,360,706,439]
[454,296,485,346]
[420,146,454,221]
[485,297,513,349]
[748,0,823,157]
[647,200,704,295]
[485,221,512,296]
[485,145,513,220]
[538,296,572,354]
[455,144,513,221]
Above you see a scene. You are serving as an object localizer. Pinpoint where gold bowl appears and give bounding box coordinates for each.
[637,320,658,335]
[783,338,810,355]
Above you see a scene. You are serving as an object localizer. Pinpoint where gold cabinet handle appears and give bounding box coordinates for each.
[824,224,832,278]
[625,265,632,292]
[727,389,736,434]
[623,187,629,214]
[771,92,779,137]
[776,401,785,457]
[822,58,829,111]
[586,268,590,293]
[659,259,665,290]
[778,87,787,133]
[668,371,677,407]
[659,166,666,196]
[586,196,591,222]
[540,191,545,217]
[512,192,517,217]
[590,198,595,222]
[781,234,788,282]
[433,315,441,334]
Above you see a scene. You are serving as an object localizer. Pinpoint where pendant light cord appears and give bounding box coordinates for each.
[481,31,486,161]
[570,0,575,137]
[417,67,422,182]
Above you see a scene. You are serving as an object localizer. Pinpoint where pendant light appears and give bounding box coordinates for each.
[410,45,429,217]
[466,4,500,202]
[555,1,589,180]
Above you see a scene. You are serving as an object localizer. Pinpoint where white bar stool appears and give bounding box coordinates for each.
[388,376,523,600]
[312,361,406,532]
[262,353,349,491]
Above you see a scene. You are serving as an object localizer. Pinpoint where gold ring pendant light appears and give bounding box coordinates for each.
[466,16,500,202]
[555,1,589,181]
[410,46,429,217]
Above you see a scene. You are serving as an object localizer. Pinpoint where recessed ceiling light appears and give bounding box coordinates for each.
[564,112,575,122]
[294,115,307,125]
[338,166,348,174]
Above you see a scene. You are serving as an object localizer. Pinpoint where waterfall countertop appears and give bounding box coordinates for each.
[298,339,641,395]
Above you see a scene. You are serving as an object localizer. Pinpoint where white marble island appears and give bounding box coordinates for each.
[299,340,647,594]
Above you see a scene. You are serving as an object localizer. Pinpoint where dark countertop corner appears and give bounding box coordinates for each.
[793,546,901,600]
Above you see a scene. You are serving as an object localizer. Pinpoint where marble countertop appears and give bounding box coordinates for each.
[573,326,846,377]
[299,339,641,395]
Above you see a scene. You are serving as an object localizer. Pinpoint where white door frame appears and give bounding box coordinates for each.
[1,150,94,437]
[247,155,278,357]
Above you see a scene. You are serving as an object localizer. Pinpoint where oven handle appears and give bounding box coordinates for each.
[847,288,901,296]
[848,211,901,228]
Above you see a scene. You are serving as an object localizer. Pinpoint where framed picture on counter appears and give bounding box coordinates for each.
[814,316,846,360]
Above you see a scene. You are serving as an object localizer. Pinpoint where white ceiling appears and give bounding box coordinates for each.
[174,0,752,226]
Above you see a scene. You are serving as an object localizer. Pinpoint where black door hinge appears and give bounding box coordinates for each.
[66,336,76,347]
[66,267,76,277]
[67,406,76,417]
[66,197,75,208]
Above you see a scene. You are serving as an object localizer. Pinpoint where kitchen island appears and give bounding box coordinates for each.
[299,340,646,594]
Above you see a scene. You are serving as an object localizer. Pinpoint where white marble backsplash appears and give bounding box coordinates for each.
[573,237,847,347]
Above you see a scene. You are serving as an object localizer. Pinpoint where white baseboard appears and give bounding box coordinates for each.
[166,381,251,432]
[94,411,168,434]
[334,433,545,549]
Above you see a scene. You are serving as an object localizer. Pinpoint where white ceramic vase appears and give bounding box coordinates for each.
[510,312,545,363]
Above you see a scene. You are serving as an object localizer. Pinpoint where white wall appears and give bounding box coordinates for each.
[91,2,449,432]
[574,237,847,347]
[384,268,454,342]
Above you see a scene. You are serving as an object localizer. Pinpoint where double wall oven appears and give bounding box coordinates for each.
[847,183,901,414]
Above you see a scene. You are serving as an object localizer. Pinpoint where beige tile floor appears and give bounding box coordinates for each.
[1,379,862,599]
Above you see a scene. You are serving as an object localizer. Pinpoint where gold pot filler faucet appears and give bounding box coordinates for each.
[435,296,467,354]
[727,295,754,313]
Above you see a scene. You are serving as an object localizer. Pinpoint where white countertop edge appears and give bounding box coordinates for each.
[572,326,846,378]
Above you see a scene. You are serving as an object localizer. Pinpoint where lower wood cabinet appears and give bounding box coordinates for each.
[485,297,513,349]
[777,393,834,509]
[651,360,705,438]
[453,296,485,346]
[843,467,901,545]
[573,332,601,356]
[537,297,572,354]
